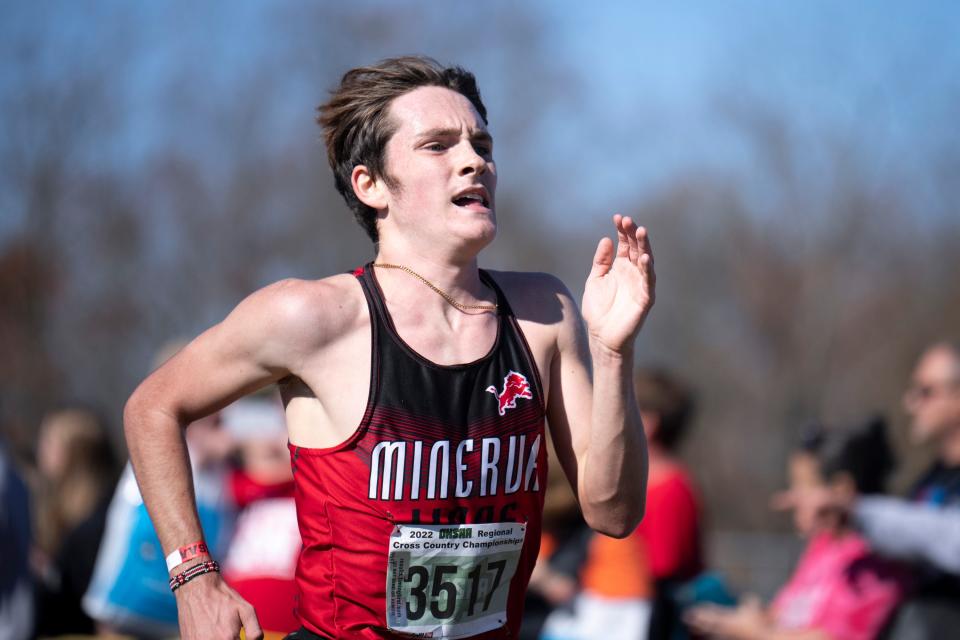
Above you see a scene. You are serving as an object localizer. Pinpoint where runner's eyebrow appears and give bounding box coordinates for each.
[416,128,493,145]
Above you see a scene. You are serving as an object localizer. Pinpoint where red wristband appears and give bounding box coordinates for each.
[165,541,209,572]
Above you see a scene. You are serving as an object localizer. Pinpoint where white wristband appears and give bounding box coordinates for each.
[165,541,209,572]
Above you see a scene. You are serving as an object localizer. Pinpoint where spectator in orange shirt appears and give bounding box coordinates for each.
[538,512,654,640]
[526,436,654,640]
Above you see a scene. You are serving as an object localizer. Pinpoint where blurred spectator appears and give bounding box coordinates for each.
[538,532,653,640]
[528,437,654,640]
[846,342,960,639]
[1,435,33,640]
[630,368,704,640]
[534,368,705,640]
[521,436,589,640]
[83,341,237,638]
[686,417,909,640]
[32,405,119,637]
[220,395,300,637]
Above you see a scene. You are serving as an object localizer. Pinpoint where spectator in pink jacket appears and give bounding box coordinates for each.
[687,417,910,640]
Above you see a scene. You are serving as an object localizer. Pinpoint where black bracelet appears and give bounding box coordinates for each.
[169,560,220,592]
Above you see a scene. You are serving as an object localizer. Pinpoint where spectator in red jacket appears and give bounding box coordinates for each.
[220,395,300,637]
[630,368,704,640]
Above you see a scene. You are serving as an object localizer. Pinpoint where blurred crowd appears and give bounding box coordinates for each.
[520,341,960,640]
[2,340,959,640]
[1,342,301,640]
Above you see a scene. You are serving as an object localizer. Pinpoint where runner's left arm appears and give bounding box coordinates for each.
[546,215,654,538]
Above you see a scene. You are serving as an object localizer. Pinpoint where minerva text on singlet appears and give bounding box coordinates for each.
[369,434,541,501]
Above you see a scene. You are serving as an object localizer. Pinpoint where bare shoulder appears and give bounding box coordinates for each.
[230,273,366,347]
[129,273,368,421]
[484,270,578,327]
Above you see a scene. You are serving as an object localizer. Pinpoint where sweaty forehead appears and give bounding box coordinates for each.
[387,85,488,139]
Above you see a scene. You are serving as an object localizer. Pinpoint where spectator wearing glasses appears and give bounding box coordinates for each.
[856,342,960,638]
[854,342,960,572]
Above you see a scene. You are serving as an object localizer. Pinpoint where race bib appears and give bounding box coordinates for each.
[386,522,526,638]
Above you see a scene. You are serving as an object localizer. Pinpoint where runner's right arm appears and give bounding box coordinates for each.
[124,278,332,640]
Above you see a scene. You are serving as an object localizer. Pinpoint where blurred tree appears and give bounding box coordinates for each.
[628,101,960,529]
[0,2,566,457]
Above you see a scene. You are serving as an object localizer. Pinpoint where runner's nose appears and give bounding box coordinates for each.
[458,142,487,177]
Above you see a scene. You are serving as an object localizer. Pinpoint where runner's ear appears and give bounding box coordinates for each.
[352,165,388,211]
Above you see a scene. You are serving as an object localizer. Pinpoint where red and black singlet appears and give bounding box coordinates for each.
[289,264,547,638]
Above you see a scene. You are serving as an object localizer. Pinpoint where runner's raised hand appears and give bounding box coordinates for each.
[582,214,656,354]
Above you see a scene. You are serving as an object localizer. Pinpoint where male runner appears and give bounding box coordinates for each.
[123,56,655,639]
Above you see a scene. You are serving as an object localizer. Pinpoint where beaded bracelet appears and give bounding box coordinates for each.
[169,560,220,592]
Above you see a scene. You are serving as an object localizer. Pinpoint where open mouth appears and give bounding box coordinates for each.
[452,189,490,209]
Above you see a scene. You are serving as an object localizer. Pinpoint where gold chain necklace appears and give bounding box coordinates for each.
[372,263,498,312]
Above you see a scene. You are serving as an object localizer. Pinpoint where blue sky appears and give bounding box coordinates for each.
[532,1,960,204]
[2,1,958,233]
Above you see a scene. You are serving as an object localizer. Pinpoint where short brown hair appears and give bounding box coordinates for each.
[317,56,488,243]
[634,368,695,450]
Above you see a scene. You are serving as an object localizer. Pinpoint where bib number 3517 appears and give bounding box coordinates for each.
[405,559,507,621]
[386,523,526,638]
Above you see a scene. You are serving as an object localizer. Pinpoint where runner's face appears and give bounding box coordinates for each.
[380,86,497,255]
[903,346,960,444]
